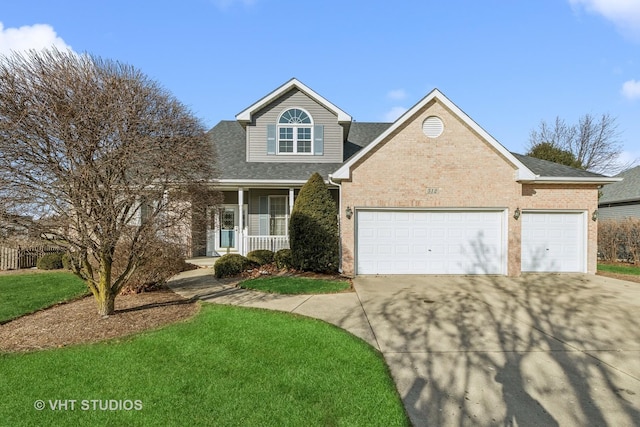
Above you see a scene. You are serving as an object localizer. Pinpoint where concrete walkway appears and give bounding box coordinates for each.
[167,268,379,349]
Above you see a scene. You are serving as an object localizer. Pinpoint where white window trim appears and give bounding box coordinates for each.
[277,108,314,155]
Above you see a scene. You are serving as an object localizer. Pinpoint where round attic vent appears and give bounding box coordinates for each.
[422,116,444,138]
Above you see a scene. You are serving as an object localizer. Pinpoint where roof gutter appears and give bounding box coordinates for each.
[212,178,340,189]
[518,176,623,185]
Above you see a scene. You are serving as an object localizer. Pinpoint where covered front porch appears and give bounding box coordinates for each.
[204,187,297,257]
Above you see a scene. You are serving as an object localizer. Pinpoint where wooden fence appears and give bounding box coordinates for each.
[0,246,64,270]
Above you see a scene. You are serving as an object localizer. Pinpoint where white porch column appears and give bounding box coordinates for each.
[289,188,295,213]
[238,188,244,255]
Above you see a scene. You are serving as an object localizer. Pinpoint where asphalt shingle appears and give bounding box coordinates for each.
[208,120,609,182]
[510,152,607,179]
[209,121,390,181]
[598,165,640,204]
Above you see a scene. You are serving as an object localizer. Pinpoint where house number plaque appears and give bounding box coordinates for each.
[426,188,439,195]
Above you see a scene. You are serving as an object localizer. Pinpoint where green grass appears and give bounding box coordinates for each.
[0,304,409,426]
[240,275,351,294]
[0,272,88,323]
[598,263,640,276]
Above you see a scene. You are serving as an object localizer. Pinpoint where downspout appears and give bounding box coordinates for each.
[328,173,343,274]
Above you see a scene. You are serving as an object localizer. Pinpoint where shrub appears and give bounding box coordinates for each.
[599,218,640,263]
[274,249,293,269]
[61,252,72,270]
[36,252,64,270]
[289,172,339,273]
[246,250,274,266]
[214,254,253,278]
[118,241,194,294]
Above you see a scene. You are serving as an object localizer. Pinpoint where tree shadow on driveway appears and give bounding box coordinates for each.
[354,271,640,426]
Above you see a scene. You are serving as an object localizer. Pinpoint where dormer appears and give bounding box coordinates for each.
[236,78,352,163]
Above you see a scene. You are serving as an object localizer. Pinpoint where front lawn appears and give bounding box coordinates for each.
[0,304,408,426]
[598,263,640,276]
[0,272,88,323]
[240,275,351,294]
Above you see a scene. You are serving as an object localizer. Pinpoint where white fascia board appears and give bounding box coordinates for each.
[521,176,623,185]
[236,78,352,124]
[333,88,537,181]
[213,179,338,188]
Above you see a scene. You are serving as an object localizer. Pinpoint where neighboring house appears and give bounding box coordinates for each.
[598,165,640,220]
[195,78,618,276]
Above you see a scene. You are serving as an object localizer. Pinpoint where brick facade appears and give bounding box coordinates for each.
[338,100,599,276]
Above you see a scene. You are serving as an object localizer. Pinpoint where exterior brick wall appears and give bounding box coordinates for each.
[339,100,599,276]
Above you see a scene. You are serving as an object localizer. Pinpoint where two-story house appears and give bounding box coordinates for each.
[193,78,618,277]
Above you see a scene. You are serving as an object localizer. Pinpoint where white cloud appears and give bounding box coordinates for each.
[569,0,640,40]
[387,89,407,101]
[0,22,71,55]
[383,106,407,122]
[622,79,640,100]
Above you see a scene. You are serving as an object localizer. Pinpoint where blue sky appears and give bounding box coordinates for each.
[2,0,640,172]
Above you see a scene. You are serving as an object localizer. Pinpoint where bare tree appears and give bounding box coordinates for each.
[527,114,631,175]
[0,48,219,316]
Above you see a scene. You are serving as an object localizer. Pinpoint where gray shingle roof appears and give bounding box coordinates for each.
[208,121,342,182]
[598,165,640,204]
[344,122,392,160]
[209,120,609,182]
[510,153,607,179]
[209,121,390,181]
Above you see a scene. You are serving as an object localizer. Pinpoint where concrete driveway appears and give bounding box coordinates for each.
[354,274,640,427]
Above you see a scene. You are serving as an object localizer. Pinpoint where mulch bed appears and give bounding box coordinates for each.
[0,288,199,353]
[240,263,350,282]
[0,264,350,354]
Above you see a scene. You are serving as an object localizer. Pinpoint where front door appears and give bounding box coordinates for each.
[219,207,237,250]
[207,205,240,255]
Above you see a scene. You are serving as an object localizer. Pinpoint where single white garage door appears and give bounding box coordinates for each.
[356,210,505,275]
[521,212,585,272]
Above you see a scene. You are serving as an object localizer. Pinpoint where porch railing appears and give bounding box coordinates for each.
[244,235,289,253]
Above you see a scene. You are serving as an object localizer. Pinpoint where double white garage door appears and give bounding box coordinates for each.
[356,210,585,275]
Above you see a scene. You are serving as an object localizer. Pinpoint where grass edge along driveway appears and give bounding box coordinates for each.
[239,275,351,294]
[0,303,409,426]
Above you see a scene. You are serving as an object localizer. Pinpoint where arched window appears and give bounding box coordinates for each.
[277,108,313,154]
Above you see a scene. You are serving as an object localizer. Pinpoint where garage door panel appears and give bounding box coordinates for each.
[359,245,375,255]
[395,245,410,255]
[395,228,410,238]
[414,228,428,238]
[356,210,504,275]
[521,212,585,273]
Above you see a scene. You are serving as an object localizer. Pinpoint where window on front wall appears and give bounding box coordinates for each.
[269,196,288,235]
[278,108,313,154]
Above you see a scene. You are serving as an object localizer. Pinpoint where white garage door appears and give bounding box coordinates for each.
[521,212,585,272]
[356,210,505,275]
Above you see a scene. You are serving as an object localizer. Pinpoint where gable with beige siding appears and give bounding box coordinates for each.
[247,89,344,163]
